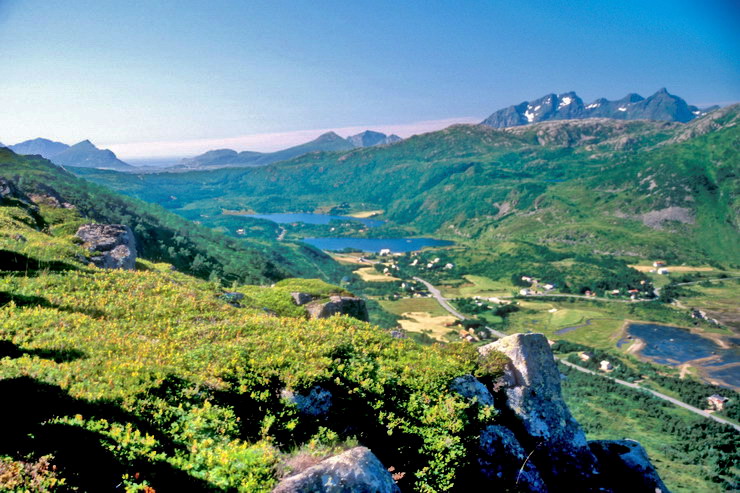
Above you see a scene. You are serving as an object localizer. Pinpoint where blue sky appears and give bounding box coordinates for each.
[1,0,738,158]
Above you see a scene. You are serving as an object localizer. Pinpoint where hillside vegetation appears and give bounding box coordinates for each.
[0,149,347,286]
[74,106,740,268]
[0,196,511,491]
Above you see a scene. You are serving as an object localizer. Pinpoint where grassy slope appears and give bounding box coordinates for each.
[1,195,736,491]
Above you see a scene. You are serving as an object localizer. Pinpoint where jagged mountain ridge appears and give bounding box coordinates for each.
[482,88,718,128]
[180,130,402,169]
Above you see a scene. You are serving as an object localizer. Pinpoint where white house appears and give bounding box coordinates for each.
[599,360,613,371]
[657,268,669,275]
[379,248,392,256]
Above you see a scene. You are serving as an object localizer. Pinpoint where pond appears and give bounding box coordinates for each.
[243,213,384,228]
[624,322,740,389]
[301,237,454,253]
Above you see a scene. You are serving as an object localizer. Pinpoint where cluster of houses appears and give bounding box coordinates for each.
[519,276,555,296]
[407,256,454,270]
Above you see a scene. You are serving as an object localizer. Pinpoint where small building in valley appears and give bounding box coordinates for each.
[707,394,729,411]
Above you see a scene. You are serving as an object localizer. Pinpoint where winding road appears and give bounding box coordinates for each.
[560,359,740,432]
[414,275,740,432]
[412,276,507,339]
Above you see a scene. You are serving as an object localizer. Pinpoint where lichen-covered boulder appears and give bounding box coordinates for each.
[478,425,546,492]
[273,447,400,493]
[75,224,137,270]
[450,374,494,407]
[306,296,369,322]
[589,439,670,493]
[480,333,598,484]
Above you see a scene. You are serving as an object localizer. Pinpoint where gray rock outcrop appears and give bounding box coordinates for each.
[479,333,599,484]
[273,446,400,493]
[450,374,494,407]
[589,439,670,493]
[0,178,34,207]
[281,386,333,417]
[291,292,314,306]
[306,296,369,322]
[75,224,137,270]
[478,425,546,492]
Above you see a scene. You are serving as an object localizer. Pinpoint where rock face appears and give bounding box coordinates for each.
[273,446,400,493]
[0,178,34,207]
[478,425,546,492]
[346,131,402,148]
[481,88,708,128]
[291,292,314,306]
[589,440,670,493]
[75,224,137,270]
[281,386,333,417]
[450,374,494,407]
[480,333,599,485]
[306,296,369,322]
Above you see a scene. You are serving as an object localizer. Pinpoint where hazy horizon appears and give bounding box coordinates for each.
[1,0,738,159]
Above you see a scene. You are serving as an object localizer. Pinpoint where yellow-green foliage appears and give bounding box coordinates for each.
[0,203,506,491]
[235,278,352,318]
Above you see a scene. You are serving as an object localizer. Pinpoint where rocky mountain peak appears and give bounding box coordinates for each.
[347,130,403,148]
[482,89,705,128]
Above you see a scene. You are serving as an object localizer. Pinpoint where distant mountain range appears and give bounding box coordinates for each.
[8,138,132,170]
[481,88,718,128]
[180,130,402,169]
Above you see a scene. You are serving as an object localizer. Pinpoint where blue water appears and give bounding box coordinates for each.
[625,323,740,388]
[243,213,384,228]
[302,237,454,253]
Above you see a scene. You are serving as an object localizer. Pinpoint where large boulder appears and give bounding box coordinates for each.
[478,425,546,492]
[75,224,137,270]
[479,333,598,485]
[589,439,670,493]
[273,446,400,493]
[306,296,369,322]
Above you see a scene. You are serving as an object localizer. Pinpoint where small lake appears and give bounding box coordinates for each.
[624,322,740,389]
[243,213,384,228]
[302,237,454,253]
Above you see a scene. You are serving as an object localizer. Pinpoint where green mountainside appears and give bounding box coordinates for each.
[0,149,347,285]
[1,142,738,491]
[74,106,740,272]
